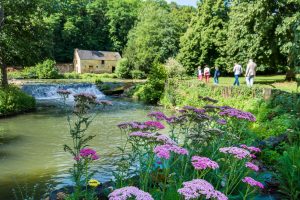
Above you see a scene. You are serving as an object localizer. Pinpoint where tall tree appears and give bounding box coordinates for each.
[222,0,281,73]
[0,0,52,86]
[106,0,141,53]
[123,0,181,73]
[177,0,228,74]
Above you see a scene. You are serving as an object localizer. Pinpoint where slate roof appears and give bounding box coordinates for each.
[76,49,121,61]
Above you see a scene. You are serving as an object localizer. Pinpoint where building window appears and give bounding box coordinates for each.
[101,60,105,65]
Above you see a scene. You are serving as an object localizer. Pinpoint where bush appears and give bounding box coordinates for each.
[63,72,81,79]
[35,59,60,79]
[134,63,167,104]
[164,58,186,79]
[130,70,146,79]
[116,58,132,78]
[0,86,35,116]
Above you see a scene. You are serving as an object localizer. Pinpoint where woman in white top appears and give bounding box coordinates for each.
[245,59,257,87]
[198,66,203,81]
[233,63,242,86]
[203,65,210,83]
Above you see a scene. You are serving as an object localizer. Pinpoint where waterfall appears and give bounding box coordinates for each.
[21,83,105,101]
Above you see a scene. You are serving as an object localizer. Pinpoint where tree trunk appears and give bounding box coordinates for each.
[0,60,8,87]
[285,68,296,81]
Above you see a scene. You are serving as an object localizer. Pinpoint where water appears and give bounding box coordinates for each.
[0,84,157,199]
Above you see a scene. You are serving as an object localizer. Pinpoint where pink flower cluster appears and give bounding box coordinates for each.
[129,132,155,139]
[191,156,219,170]
[240,144,261,153]
[216,119,227,125]
[219,147,250,159]
[242,177,264,189]
[57,89,71,96]
[156,134,177,145]
[154,144,188,159]
[75,148,99,161]
[108,186,154,200]
[147,111,167,121]
[178,179,228,200]
[219,107,256,122]
[144,121,165,130]
[245,162,259,171]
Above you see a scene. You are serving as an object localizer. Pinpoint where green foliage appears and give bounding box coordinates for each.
[123,1,194,74]
[130,70,146,79]
[0,85,35,116]
[134,63,167,104]
[164,57,186,79]
[63,72,81,79]
[177,0,228,74]
[115,58,131,78]
[277,146,300,200]
[35,59,59,79]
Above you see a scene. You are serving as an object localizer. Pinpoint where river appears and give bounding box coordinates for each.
[0,83,156,199]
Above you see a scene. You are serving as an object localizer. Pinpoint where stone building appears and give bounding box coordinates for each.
[73,49,121,74]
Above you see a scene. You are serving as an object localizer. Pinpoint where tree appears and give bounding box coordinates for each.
[0,0,52,86]
[222,0,282,73]
[177,0,228,74]
[122,0,194,76]
[0,3,7,86]
[106,0,141,53]
[275,0,300,80]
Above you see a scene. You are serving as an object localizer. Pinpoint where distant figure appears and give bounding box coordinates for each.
[245,59,257,87]
[233,63,242,86]
[197,66,203,81]
[203,65,210,83]
[214,66,220,84]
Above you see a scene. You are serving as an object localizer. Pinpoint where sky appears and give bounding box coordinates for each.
[166,0,198,7]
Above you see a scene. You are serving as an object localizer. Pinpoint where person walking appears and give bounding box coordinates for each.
[213,66,220,84]
[203,65,210,83]
[233,63,242,86]
[245,59,257,87]
[197,66,203,81]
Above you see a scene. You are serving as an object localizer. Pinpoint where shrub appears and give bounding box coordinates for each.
[63,72,81,79]
[116,58,132,78]
[134,63,167,104]
[130,70,146,79]
[0,85,35,116]
[164,58,186,79]
[35,59,60,79]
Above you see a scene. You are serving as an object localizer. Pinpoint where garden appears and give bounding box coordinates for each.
[1,0,300,199]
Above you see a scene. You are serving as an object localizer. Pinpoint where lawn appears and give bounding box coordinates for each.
[188,75,299,93]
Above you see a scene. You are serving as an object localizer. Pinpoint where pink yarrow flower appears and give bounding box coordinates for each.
[144,121,165,129]
[245,162,259,171]
[178,179,228,200]
[240,144,261,153]
[154,144,188,159]
[129,132,155,139]
[147,111,167,121]
[156,134,177,145]
[191,156,219,170]
[108,186,154,200]
[242,177,264,189]
[219,147,250,159]
[79,148,100,160]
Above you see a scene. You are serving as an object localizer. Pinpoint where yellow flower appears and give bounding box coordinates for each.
[88,179,100,187]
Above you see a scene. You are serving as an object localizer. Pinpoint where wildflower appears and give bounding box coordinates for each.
[165,115,186,125]
[240,144,261,153]
[191,156,219,170]
[129,132,155,139]
[88,179,100,187]
[79,148,100,160]
[219,107,256,122]
[144,121,165,129]
[216,119,227,125]
[154,144,188,159]
[108,186,154,200]
[178,179,227,200]
[245,162,259,171]
[219,147,250,159]
[156,134,177,145]
[242,177,264,189]
[73,93,97,103]
[147,111,167,121]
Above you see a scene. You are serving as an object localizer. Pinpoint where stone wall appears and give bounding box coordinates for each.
[79,60,117,73]
[56,63,74,73]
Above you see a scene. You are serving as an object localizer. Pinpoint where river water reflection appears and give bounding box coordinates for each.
[0,98,157,199]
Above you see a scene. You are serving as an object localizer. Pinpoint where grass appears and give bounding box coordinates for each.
[189,75,298,93]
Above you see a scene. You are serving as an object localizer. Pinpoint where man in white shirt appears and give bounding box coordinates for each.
[245,59,257,87]
[233,63,242,86]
